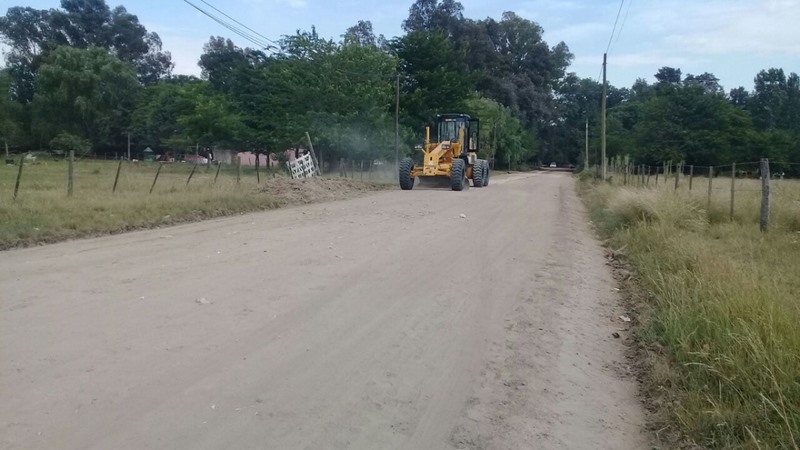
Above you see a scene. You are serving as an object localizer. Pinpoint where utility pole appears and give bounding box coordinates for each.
[395,73,400,180]
[492,121,498,170]
[584,118,589,171]
[601,53,608,181]
[127,132,131,161]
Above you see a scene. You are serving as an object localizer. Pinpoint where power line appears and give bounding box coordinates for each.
[605,0,626,55]
[182,0,404,81]
[197,0,279,47]
[610,0,633,54]
[181,0,276,51]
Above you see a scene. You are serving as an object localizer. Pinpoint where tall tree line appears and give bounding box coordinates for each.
[588,67,800,174]
[0,0,555,167]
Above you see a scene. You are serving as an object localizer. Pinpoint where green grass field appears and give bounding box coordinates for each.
[580,173,800,449]
[0,157,393,250]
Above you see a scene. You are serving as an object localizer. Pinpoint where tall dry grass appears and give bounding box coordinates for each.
[581,175,800,449]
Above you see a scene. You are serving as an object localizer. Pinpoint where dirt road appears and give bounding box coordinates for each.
[1,172,647,449]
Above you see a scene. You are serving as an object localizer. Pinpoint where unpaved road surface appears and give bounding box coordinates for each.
[1,172,647,449]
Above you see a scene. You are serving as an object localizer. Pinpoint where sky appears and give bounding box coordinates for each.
[2,0,799,91]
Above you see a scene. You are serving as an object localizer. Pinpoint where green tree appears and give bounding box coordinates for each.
[466,96,537,168]
[176,83,245,150]
[654,66,682,85]
[437,11,573,166]
[729,86,750,108]
[0,1,173,103]
[49,131,91,156]
[631,83,754,166]
[0,70,23,157]
[391,29,474,130]
[749,68,800,131]
[402,0,464,35]
[32,46,140,151]
[343,20,385,48]
[684,72,723,95]
[131,76,200,151]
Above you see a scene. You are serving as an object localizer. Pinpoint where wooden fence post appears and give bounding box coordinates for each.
[255,153,260,184]
[13,155,24,200]
[214,161,222,184]
[113,159,123,193]
[236,156,241,185]
[186,163,198,186]
[707,166,713,217]
[689,165,694,191]
[655,168,659,185]
[149,162,164,194]
[674,162,679,191]
[68,150,75,197]
[730,162,736,221]
[305,132,321,176]
[666,161,671,183]
[760,158,770,232]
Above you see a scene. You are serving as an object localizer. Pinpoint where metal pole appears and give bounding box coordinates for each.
[601,53,607,181]
[730,162,736,221]
[760,158,770,232]
[68,150,74,197]
[584,119,589,171]
[707,166,713,216]
[395,73,400,180]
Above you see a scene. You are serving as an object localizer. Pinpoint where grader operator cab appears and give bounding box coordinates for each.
[399,114,489,191]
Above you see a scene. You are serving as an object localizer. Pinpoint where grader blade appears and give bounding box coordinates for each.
[417,176,452,189]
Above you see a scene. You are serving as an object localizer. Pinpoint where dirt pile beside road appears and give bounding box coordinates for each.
[261,176,392,206]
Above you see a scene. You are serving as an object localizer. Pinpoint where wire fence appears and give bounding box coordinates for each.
[598,158,800,232]
[2,151,397,202]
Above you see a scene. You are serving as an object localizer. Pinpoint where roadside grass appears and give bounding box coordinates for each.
[0,158,391,250]
[579,174,800,449]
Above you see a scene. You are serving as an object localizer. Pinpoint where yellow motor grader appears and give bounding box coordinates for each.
[399,113,489,191]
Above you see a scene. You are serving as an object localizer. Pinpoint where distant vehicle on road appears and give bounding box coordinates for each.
[549,162,557,168]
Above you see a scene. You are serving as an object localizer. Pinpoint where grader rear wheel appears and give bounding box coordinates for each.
[472,160,484,188]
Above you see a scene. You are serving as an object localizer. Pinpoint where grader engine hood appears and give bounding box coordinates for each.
[422,141,454,175]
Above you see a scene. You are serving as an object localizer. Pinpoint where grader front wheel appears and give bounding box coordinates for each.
[451,158,466,191]
[399,157,414,190]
